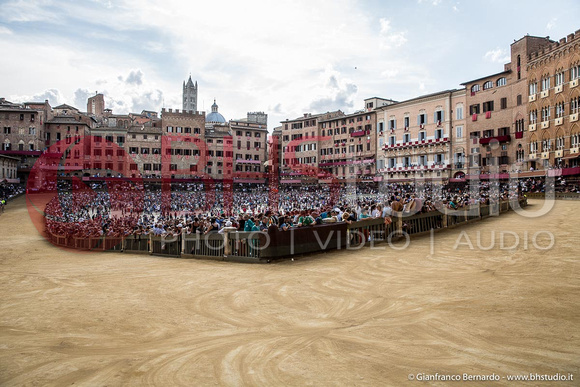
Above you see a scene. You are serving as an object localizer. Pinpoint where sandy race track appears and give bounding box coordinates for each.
[0,196,579,386]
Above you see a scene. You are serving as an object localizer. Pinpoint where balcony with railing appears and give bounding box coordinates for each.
[235,159,261,164]
[382,137,449,150]
[380,163,450,173]
[479,135,511,145]
[350,129,370,138]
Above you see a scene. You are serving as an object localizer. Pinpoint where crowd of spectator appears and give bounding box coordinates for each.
[40,178,539,239]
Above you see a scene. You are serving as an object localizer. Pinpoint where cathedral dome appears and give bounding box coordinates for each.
[206,99,226,123]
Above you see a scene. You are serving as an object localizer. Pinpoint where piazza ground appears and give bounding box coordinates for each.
[0,196,578,386]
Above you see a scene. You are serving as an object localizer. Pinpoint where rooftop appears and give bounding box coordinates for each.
[460,70,511,86]
[53,103,79,111]
[46,116,89,125]
[375,89,461,109]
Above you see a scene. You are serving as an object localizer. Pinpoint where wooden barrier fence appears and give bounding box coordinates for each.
[524,192,580,200]
[46,199,528,262]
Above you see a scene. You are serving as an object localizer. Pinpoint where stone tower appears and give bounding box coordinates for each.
[87,93,105,118]
[182,75,197,112]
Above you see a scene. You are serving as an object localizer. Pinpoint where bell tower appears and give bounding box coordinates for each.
[182,75,197,112]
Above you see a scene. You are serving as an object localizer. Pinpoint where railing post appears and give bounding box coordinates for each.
[490,201,499,216]
[346,228,350,247]
[224,232,231,256]
[396,213,403,236]
[149,233,152,254]
[181,228,186,254]
[222,227,237,257]
[442,211,448,228]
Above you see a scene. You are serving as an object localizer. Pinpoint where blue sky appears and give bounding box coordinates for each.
[0,0,578,128]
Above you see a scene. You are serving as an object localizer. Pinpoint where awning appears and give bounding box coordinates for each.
[562,153,580,160]
[466,173,510,180]
[562,166,580,175]
[514,170,546,178]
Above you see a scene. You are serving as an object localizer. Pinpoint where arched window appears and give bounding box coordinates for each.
[529,81,538,96]
[556,100,566,117]
[570,62,580,80]
[483,81,493,90]
[570,96,580,114]
[541,134,552,152]
[529,134,538,153]
[496,77,507,87]
[471,84,480,93]
[555,130,565,150]
[541,105,551,122]
[571,130,580,148]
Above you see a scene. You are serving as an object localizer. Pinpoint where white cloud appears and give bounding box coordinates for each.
[546,17,557,31]
[0,0,438,127]
[483,48,511,64]
[309,69,358,112]
[10,89,65,106]
[1,35,171,114]
[0,26,13,35]
[89,70,165,114]
[379,18,407,50]
[125,69,144,86]
[74,89,92,108]
[144,41,166,53]
[92,0,113,9]
[0,0,59,23]
[380,69,400,79]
